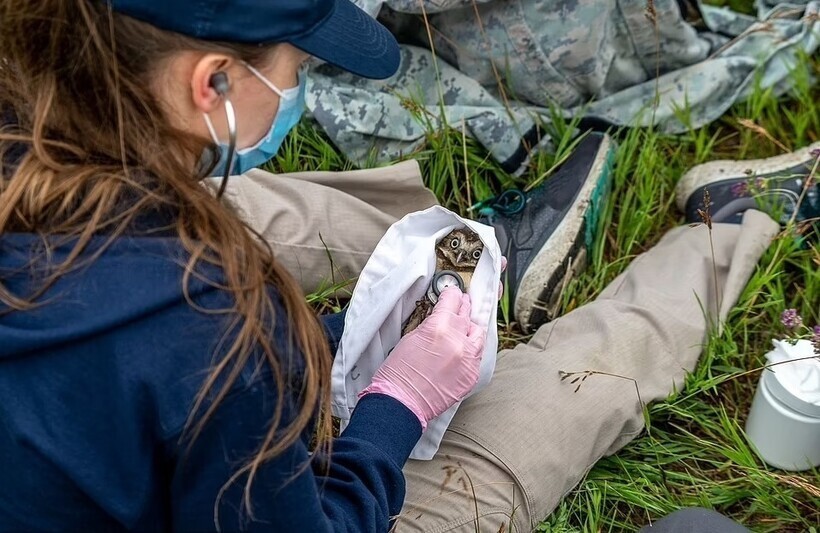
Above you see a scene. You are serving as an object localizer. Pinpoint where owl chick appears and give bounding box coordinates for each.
[402,228,484,335]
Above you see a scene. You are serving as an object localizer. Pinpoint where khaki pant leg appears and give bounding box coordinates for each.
[221,161,437,294]
[398,211,779,532]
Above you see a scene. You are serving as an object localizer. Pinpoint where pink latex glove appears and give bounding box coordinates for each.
[499,256,507,299]
[359,287,486,431]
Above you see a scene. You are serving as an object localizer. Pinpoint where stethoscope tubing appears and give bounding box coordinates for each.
[215,96,237,199]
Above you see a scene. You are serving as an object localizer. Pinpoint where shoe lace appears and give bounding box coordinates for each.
[713,187,802,224]
[469,189,527,220]
[720,171,819,225]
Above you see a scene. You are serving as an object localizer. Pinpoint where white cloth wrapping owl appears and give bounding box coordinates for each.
[330,206,501,460]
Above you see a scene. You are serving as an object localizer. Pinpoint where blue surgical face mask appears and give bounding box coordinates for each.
[204,64,306,176]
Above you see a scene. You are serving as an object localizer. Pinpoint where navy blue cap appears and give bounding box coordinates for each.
[109,0,400,79]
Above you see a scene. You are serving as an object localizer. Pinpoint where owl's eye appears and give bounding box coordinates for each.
[450,238,460,249]
[472,249,482,260]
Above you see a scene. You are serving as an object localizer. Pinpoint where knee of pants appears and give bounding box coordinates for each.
[640,507,750,533]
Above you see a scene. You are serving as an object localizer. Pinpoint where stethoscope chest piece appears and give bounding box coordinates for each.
[428,270,465,304]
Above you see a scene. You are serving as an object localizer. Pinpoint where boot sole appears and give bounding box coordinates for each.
[515,134,615,332]
[675,141,820,212]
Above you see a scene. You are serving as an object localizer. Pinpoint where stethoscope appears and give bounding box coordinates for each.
[428,270,465,303]
[209,71,236,200]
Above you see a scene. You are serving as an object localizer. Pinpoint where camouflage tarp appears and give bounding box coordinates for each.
[306,0,819,174]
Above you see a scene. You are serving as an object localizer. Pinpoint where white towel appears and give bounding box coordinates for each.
[330,206,501,459]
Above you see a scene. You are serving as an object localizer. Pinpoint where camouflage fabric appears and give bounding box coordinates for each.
[306,0,819,174]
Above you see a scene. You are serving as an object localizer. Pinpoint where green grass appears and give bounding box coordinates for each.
[270,10,819,532]
[705,0,756,15]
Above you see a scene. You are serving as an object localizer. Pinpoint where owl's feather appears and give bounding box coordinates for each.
[401,298,434,336]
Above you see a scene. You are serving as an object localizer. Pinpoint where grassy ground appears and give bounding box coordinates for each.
[271,6,819,531]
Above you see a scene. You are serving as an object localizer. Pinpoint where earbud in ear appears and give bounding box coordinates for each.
[209,71,230,96]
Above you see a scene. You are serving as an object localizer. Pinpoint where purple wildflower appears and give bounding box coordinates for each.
[730,181,748,198]
[780,308,802,329]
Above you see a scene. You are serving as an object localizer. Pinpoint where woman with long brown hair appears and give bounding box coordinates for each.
[0,0,802,531]
[0,0,485,529]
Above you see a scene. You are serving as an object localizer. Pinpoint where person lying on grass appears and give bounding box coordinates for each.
[1,0,817,531]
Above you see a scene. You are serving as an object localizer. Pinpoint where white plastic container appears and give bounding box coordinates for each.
[745,367,820,471]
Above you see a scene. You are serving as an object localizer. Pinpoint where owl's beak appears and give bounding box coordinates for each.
[456,251,465,264]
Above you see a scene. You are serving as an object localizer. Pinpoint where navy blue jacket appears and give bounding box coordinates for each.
[0,233,422,531]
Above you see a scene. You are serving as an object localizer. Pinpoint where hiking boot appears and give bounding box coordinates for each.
[676,142,820,228]
[478,132,615,332]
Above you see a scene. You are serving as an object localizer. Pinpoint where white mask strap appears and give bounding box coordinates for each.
[242,61,297,99]
[202,113,220,144]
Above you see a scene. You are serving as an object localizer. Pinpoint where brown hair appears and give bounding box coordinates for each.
[0,0,332,518]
